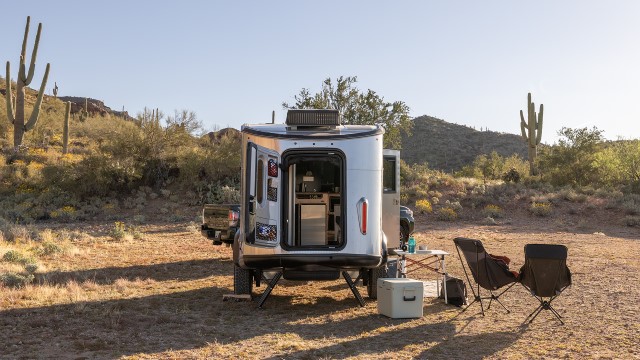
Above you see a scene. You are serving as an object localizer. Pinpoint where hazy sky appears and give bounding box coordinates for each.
[3,1,639,143]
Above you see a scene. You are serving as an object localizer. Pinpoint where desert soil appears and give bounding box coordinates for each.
[1,212,639,359]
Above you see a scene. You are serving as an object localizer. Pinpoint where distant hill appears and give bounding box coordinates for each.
[401,115,528,172]
[205,127,241,143]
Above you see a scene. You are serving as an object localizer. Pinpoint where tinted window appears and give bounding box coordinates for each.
[383,156,396,192]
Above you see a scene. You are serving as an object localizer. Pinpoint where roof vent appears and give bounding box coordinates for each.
[285,109,341,127]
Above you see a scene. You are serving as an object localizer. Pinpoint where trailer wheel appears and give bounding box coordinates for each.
[234,265,253,295]
[367,265,387,299]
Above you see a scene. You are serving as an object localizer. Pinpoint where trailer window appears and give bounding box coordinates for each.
[257,158,264,204]
[383,156,396,192]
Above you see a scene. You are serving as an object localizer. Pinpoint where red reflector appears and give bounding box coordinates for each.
[228,210,239,221]
[362,201,367,235]
[268,159,278,177]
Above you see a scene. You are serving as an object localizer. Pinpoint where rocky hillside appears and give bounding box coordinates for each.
[58,96,134,120]
[401,115,528,172]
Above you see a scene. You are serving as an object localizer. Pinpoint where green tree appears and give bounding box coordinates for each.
[282,76,412,149]
[539,126,605,186]
[595,140,640,191]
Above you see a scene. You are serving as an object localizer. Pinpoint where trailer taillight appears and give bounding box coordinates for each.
[229,210,239,226]
[357,197,368,235]
[362,201,367,234]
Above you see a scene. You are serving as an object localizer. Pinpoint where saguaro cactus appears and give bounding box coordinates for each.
[62,101,70,154]
[520,92,543,176]
[5,16,51,148]
[53,82,58,98]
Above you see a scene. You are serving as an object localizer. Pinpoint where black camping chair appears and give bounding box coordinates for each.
[520,244,572,325]
[453,237,519,315]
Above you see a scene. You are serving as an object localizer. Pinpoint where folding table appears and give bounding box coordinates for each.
[394,249,450,304]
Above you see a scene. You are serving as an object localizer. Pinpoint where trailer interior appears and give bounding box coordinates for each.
[283,151,345,249]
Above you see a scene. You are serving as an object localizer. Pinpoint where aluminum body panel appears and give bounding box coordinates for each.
[238,125,384,269]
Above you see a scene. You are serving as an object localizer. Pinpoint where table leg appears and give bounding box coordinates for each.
[399,255,406,278]
[442,255,448,304]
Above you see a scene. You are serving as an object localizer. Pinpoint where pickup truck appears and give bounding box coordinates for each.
[202,204,415,246]
[201,204,240,245]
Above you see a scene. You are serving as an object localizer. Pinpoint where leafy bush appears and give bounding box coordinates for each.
[0,272,34,288]
[110,221,127,240]
[109,222,143,240]
[2,250,35,265]
[32,241,64,257]
[624,216,640,227]
[529,202,552,217]
[436,207,457,221]
[482,204,504,218]
[502,168,521,183]
[415,199,432,214]
[539,127,605,187]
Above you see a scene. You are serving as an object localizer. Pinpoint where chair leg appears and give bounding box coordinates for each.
[490,293,510,313]
[461,294,485,316]
[526,299,565,325]
[548,305,565,325]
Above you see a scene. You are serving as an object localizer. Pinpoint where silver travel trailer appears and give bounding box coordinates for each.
[234,109,401,307]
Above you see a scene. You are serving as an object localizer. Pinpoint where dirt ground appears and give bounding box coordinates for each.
[1,212,639,359]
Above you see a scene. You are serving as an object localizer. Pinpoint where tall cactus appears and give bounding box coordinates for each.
[62,101,70,154]
[520,92,544,176]
[5,16,51,148]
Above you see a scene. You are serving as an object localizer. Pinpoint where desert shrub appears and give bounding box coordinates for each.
[110,221,127,240]
[133,215,146,224]
[436,207,457,221]
[558,188,588,203]
[2,250,35,265]
[415,199,432,214]
[49,205,78,222]
[539,127,605,187]
[529,202,552,217]
[32,241,64,257]
[24,263,39,273]
[0,272,34,288]
[621,194,640,215]
[444,200,463,211]
[624,216,640,227]
[482,204,504,218]
[0,219,36,242]
[502,168,521,183]
[109,222,143,240]
[196,181,241,205]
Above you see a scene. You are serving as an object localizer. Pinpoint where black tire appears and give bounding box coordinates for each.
[234,264,253,295]
[400,222,410,244]
[367,265,387,299]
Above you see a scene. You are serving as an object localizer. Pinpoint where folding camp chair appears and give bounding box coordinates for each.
[520,244,572,325]
[453,237,519,315]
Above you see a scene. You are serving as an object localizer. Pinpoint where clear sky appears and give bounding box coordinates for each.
[3,1,639,143]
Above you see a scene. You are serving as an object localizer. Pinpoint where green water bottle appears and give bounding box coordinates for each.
[408,236,416,253]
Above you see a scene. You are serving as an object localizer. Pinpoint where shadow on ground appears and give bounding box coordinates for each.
[35,258,230,285]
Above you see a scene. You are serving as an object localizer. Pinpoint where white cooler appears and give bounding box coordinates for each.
[377,278,424,318]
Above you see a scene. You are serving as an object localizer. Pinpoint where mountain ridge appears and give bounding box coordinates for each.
[400,115,528,172]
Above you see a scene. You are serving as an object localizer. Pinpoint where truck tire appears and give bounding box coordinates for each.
[400,222,410,244]
[234,265,253,295]
[367,265,387,299]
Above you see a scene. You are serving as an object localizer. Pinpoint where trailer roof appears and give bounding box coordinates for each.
[242,123,384,139]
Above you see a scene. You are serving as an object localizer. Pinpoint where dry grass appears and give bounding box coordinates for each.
[0,217,638,359]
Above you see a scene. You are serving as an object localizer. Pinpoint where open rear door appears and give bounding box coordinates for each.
[245,142,280,246]
[382,149,400,249]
